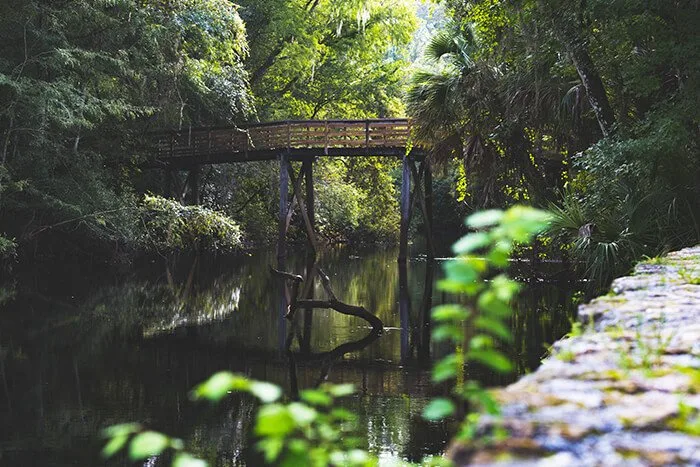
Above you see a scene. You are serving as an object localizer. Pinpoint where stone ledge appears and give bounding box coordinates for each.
[448,246,700,467]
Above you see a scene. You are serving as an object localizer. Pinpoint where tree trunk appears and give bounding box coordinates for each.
[568,44,616,137]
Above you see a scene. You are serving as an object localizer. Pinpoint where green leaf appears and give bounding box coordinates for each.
[250,381,282,403]
[129,431,170,460]
[192,372,249,401]
[255,404,295,437]
[173,453,208,467]
[330,408,357,421]
[432,354,459,383]
[477,291,511,317]
[287,438,309,453]
[432,304,470,322]
[170,438,184,450]
[348,449,371,464]
[102,434,128,458]
[466,349,513,373]
[444,260,478,283]
[102,423,141,439]
[452,232,490,254]
[502,206,551,241]
[491,275,520,302]
[279,449,311,467]
[432,323,463,343]
[257,438,284,463]
[470,335,493,350]
[437,278,472,294]
[487,243,510,267]
[287,402,317,426]
[422,398,456,421]
[474,390,501,415]
[327,383,355,397]
[466,209,503,228]
[474,316,512,341]
[300,389,333,406]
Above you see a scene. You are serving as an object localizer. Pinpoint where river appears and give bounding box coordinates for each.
[0,246,578,466]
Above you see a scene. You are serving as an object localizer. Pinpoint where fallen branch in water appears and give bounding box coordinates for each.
[295,298,383,331]
[269,266,303,282]
[270,265,383,331]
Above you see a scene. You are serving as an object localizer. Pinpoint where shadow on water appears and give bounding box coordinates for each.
[0,246,580,466]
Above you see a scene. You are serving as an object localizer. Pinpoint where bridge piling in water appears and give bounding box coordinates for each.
[303,160,315,249]
[277,153,289,261]
[399,156,412,262]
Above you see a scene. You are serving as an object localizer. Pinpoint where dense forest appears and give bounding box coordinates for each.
[1,2,699,466]
[1,0,699,285]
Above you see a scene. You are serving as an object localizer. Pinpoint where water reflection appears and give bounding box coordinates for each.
[0,247,578,466]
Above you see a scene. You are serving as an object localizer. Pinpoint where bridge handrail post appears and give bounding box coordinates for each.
[365,120,370,150]
[286,120,291,150]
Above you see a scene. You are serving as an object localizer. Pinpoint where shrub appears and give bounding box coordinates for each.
[138,195,243,253]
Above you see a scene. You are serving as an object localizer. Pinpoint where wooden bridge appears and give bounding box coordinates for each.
[153,118,432,262]
[153,118,421,165]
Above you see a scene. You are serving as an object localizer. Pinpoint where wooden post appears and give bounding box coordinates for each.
[278,154,289,261]
[301,249,315,354]
[287,161,318,253]
[303,160,315,249]
[398,156,411,262]
[407,159,434,259]
[424,159,435,259]
[365,120,370,150]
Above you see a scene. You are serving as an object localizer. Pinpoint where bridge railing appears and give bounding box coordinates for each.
[154,119,413,160]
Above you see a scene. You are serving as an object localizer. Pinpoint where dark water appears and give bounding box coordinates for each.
[0,246,577,466]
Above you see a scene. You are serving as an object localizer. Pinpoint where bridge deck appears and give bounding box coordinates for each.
[154,118,423,167]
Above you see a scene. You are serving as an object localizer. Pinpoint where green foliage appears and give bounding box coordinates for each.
[139,195,242,253]
[0,234,16,261]
[101,422,204,465]
[425,206,551,443]
[0,0,252,256]
[415,0,700,282]
[104,373,381,466]
[193,373,376,466]
[314,158,400,244]
[668,401,700,436]
[240,0,416,120]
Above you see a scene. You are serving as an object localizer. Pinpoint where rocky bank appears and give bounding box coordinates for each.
[450,246,700,466]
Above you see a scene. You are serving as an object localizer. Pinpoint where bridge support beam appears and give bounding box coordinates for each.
[278,154,289,261]
[303,160,315,248]
[399,155,434,263]
[399,156,411,262]
[279,156,318,262]
[424,160,434,259]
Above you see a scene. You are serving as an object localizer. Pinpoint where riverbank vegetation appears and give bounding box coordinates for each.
[0,0,418,268]
[1,1,698,282]
[408,0,699,287]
